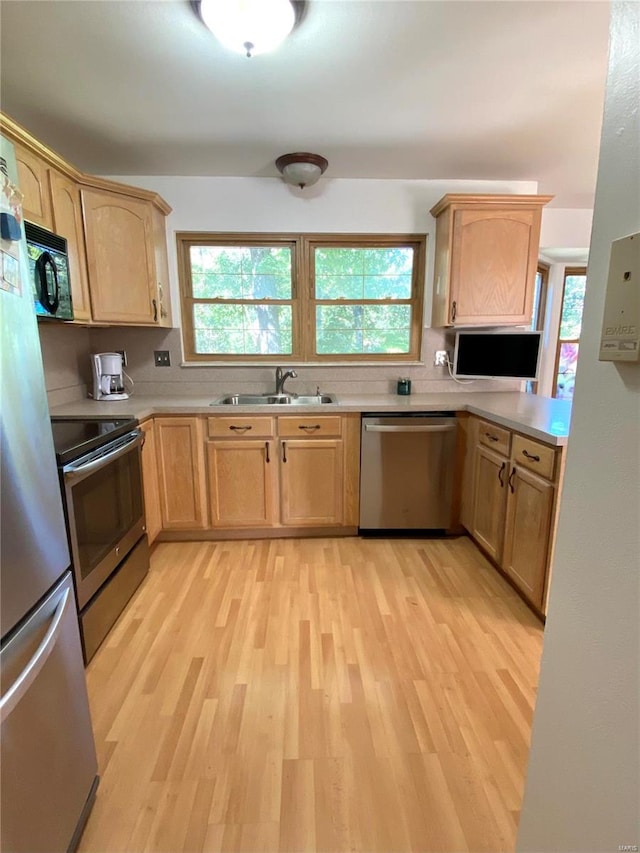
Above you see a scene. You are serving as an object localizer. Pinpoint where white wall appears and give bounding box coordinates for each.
[517,4,640,851]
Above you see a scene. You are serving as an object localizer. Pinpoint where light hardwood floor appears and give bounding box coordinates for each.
[79,536,543,853]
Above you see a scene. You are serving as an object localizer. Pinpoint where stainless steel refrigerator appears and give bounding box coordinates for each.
[0,135,99,851]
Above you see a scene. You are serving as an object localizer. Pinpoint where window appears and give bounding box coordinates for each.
[554,267,587,400]
[177,233,425,362]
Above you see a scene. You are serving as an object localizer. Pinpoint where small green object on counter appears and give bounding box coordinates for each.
[397,378,411,395]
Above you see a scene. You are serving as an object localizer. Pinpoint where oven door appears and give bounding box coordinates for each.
[62,430,145,609]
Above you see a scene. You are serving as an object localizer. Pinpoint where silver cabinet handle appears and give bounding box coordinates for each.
[364,424,456,433]
[62,430,142,483]
[0,587,70,723]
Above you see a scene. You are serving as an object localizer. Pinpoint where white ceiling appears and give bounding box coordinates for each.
[0,0,610,207]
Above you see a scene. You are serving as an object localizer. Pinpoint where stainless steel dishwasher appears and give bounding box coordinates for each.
[359,413,458,531]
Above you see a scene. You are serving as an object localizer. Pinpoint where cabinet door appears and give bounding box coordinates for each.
[140,420,162,544]
[81,188,157,324]
[279,439,343,526]
[471,444,508,562]
[14,144,53,229]
[151,206,172,327]
[155,418,208,529]
[450,208,538,325]
[502,464,554,608]
[49,169,92,323]
[207,440,276,527]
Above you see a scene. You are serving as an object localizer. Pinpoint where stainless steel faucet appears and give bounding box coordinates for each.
[275,366,297,396]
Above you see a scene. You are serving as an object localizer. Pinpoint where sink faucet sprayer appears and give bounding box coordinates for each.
[275,366,297,396]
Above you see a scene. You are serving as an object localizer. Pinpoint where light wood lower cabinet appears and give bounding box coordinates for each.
[471,445,508,563]
[133,413,361,541]
[207,439,277,527]
[140,419,162,545]
[280,438,343,526]
[155,417,208,529]
[502,464,554,607]
[464,415,563,613]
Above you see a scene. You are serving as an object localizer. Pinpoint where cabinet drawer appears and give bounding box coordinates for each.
[207,416,275,439]
[477,420,511,456]
[512,434,556,481]
[278,416,342,438]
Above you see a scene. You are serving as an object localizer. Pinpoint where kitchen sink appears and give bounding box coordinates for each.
[211,393,336,406]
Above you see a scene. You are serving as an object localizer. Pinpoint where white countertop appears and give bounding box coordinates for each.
[50,392,572,446]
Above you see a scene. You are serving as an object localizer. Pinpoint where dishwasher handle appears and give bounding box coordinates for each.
[363,424,456,433]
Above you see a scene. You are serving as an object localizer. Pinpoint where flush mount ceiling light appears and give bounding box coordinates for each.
[196,0,301,58]
[276,152,329,189]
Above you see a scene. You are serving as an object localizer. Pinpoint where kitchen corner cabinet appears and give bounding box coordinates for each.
[140,419,162,545]
[155,417,208,530]
[465,416,562,613]
[430,193,553,327]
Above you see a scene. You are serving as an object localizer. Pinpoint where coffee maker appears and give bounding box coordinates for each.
[91,352,129,401]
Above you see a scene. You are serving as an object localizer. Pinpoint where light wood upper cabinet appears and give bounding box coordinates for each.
[14,142,53,229]
[48,169,92,323]
[140,419,162,545]
[151,206,172,327]
[155,417,208,529]
[81,188,158,324]
[430,194,553,326]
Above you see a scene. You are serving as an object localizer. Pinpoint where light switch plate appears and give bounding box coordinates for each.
[599,232,639,362]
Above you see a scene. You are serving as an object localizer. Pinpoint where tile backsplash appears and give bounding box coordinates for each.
[38,322,521,406]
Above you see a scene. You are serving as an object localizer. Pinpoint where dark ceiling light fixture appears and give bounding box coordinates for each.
[194,0,307,58]
[276,152,329,189]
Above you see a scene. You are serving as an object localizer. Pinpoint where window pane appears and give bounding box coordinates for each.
[315,247,413,300]
[316,304,411,354]
[555,342,579,399]
[190,246,292,300]
[193,304,292,355]
[559,274,587,339]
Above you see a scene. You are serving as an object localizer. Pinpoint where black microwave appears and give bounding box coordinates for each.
[25,221,74,320]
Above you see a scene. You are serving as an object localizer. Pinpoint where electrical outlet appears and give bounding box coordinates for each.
[116,349,127,367]
[434,350,448,366]
[154,350,171,367]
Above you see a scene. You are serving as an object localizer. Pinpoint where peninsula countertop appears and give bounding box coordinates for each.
[50,391,572,446]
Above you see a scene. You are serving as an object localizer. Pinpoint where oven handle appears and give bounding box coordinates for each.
[62,430,143,483]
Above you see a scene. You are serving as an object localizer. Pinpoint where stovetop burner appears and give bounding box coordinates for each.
[51,417,138,465]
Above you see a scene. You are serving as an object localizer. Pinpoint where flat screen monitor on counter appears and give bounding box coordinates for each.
[452,329,543,380]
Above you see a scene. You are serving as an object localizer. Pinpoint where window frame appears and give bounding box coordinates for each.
[177,232,426,363]
[553,265,587,399]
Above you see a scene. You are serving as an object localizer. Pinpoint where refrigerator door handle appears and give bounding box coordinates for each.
[0,587,70,723]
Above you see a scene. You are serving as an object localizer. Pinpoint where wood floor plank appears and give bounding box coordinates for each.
[78,536,543,853]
